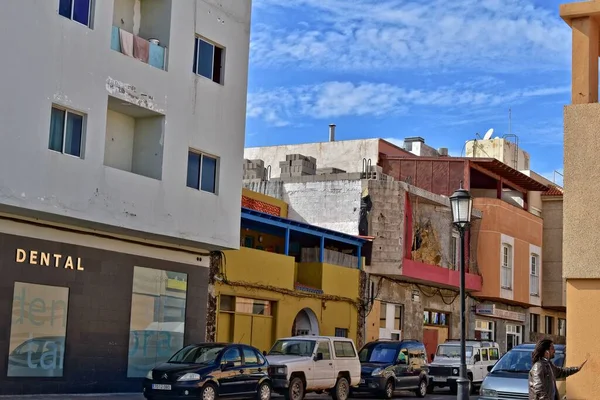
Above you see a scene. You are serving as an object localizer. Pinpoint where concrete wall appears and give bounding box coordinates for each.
[244,139,381,178]
[367,277,466,344]
[367,181,405,275]
[466,138,530,171]
[563,103,600,399]
[541,198,565,308]
[0,0,252,250]
[244,179,363,235]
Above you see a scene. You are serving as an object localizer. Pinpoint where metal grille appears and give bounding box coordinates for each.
[496,391,528,399]
[428,366,452,376]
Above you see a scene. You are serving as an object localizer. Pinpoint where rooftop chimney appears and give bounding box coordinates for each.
[329,124,336,142]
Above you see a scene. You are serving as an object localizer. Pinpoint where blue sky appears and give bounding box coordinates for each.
[244,0,571,185]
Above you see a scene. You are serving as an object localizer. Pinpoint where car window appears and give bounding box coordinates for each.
[221,347,242,367]
[334,341,356,358]
[397,348,408,364]
[359,342,397,363]
[242,347,259,365]
[489,348,499,361]
[317,341,331,360]
[257,351,267,365]
[480,348,489,361]
[408,347,424,366]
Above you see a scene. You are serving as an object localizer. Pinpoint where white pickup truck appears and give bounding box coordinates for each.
[266,336,361,400]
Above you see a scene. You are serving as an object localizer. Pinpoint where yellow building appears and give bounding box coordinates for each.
[215,189,368,353]
[560,1,600,398]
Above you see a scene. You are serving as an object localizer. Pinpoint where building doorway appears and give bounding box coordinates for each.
[292,308,319,336]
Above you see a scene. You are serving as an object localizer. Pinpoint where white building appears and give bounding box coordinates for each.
[0,0,251,394]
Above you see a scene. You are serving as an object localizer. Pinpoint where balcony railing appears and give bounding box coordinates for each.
[301,247,360,269]
[111,26,166,70]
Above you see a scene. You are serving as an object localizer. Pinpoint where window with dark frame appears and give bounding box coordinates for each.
[58,0,92,27]
[545,316,554,335]
[530,313,540,333]
[379,302,387,328]
[193,36,224,84]
[394,305,402,330]
[187,150,218,194]
[334,328,348,338]
[49,105,84,158]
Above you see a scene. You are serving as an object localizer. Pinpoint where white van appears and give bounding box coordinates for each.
[427,339,500,395]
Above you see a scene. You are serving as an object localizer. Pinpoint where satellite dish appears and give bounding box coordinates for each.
[483,128,494,140]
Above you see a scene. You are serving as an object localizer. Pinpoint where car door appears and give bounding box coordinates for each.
[392,347,411,389]
[218,346,247,396]
[241,346,267,393]
[312,340,335,389]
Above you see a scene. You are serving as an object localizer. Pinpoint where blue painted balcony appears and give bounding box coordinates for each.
[111,26,167,70]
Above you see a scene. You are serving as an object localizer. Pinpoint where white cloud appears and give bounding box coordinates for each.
[251,0,570,72]
[247,81,570,126]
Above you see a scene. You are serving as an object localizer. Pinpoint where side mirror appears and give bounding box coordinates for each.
[396,358,407,365]
[263,350,267,356]
[221,361,235,370]
[487,365,493,372]
[474,355,480,362]
[314,352,324,361]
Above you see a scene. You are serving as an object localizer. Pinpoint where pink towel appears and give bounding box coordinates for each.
[133,35,150,63]
[119,29,134,57]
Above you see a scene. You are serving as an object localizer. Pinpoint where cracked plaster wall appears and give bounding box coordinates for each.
[0,1,252,250]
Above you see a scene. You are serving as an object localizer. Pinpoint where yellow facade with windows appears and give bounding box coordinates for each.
[215,247,361,353]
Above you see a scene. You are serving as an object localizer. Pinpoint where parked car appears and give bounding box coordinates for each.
[427,339,500,395]
[266,335,361,400]
[354,339,429,398]
[479,343,566,400]
[142,342,272,400]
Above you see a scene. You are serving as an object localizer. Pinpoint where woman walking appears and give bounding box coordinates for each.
[529,338,587,399]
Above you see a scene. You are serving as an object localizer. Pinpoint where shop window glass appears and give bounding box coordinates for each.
[7,282,69,377]
[127,266,188,378]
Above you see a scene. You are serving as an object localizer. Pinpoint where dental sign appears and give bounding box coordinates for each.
[15,248,85,271]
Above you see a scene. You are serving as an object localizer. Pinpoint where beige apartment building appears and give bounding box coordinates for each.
[560,1,600,398]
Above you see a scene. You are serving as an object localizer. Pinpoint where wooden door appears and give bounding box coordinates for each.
[423,328,439,363]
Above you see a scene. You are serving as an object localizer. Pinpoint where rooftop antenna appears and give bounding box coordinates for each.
[483,128,494,140]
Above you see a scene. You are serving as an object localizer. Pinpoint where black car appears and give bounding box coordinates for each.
[143,343,272,400]
[354,339,429,398]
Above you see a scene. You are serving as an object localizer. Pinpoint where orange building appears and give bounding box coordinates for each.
[473,198,543,350]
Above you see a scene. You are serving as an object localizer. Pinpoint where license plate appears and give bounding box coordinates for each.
[152,384,172,390]
[433,377,445,382]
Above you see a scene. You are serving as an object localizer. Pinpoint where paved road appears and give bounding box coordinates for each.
[0,389,479,400]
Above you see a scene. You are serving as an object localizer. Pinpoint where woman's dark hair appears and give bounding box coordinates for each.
[532,339,554,363]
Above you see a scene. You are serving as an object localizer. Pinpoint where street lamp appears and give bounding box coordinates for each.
[449,181,473,400]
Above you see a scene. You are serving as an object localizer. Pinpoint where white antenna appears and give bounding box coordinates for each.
[483,128,494,140]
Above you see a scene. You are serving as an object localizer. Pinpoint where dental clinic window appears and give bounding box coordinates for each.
[7,282,70,377]
[127,266,188,378]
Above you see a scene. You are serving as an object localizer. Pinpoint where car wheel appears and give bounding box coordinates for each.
[380,379,394,399]
[468,377,474,395]
[415,379,427,398]
[257,381,271,400]
[332,377,350,400]
[285,377,304,400]
[426,383,434,394]
[201,383,218,400]
[449,382,457,395]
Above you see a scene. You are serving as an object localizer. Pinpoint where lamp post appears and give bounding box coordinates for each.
[449,181,473,400]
